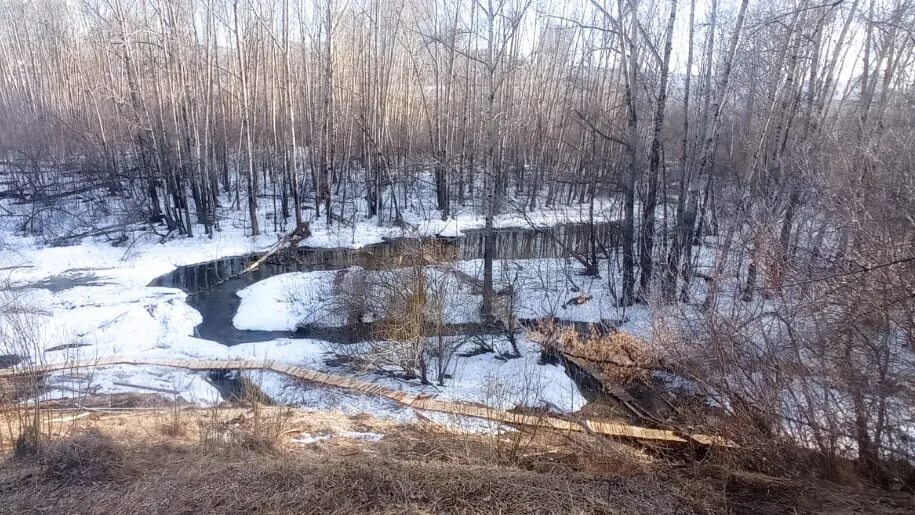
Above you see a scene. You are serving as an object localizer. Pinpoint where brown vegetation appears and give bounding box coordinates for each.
[532,325,658,384]
[329,240,470,385]
[1,0,914,505]
[0,406,912,514]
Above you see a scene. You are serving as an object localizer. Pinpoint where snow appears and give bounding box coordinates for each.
[339,431,384,441]
[239,367,523,433]
[231,257,655,341]
[232,266,480,331]
[234,335,586,413]
[240,369,417,424]
[40,365,222,406]
[292,431,385,445]
[421,336,586,412]
[301,196,623,249]
[0,198,602,421]
[292,434,333,445]
[419,411,511,435]
[233,270,342,331]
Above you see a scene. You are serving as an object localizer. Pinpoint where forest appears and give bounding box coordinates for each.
[1,0,914,510]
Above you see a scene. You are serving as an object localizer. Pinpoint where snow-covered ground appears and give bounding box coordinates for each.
[232,258,653,334]
[1,200,607,419]
[233,270,344,331]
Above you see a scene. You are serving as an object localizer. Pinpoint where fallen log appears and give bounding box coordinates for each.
[563,294,593,307]
[0,356,736,447]
[111,381,181,395]
[562,353,655,421]
[243,222,311,273]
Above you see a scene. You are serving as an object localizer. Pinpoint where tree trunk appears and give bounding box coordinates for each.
[638,0,677,298]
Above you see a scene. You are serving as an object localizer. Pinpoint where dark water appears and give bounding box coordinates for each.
[460,222,619,260]
[9,271,113,292]
[149,222,620,346]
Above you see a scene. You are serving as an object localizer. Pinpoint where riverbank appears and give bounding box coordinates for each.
[0,201,626,416]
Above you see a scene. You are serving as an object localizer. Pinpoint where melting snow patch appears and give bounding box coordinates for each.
[292,434,333,445]
[233,271,344,331]
[292,431,384,445]
[339,431,384,442]
[418,411,513,435]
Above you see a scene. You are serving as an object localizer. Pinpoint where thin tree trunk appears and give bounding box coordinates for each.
[638,0,677,298]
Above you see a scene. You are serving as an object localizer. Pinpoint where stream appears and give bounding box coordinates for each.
[149,222,621,346]
[144,221,625,409]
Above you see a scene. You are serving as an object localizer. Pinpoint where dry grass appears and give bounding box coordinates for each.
[37,428,126,484]
[196,404,292,454]
[0,407,706,514]
[0,406,912,514]
[1,441,687,514]
[531,325,658,384]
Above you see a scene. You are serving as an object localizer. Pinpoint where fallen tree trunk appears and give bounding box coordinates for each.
[0,355,735,447]
[244,222,311,273]
[111,381,181,395]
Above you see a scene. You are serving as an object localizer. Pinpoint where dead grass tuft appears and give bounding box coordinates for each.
[38,428,126,484]
[531,324,658,383]
[195,404,292,454]
[13,423,41,458]
[156,404,186,438]
[158,417,185,438]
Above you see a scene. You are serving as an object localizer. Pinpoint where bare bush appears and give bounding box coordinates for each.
[1,288,50,454]
[329,241,471,385]
[657,177,915,480]
[1,283,93,454]
[195,379,291,454]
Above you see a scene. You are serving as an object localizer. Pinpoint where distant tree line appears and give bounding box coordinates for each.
[1,0,911,298]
